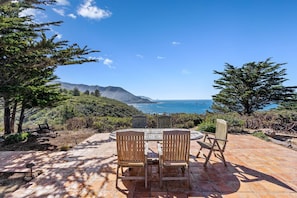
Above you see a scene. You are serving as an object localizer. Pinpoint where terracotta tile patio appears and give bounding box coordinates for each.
[0,132,296,197]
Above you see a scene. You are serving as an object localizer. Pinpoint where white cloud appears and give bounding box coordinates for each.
[181,69,191,75]
[157,56,165,60]
[136,54,144,59]
[172,41,181,45]
[56,33,62,39]
[77,0,112,20]
[19,8,47,22]
[56,0,70,6]
[103,58,114,68]
[52,8,65,16]
[95,57,115,69]
[68,13,77,19]
[20,8,36,17]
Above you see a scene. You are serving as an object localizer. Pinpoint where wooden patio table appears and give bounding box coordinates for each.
[109,128,203,141]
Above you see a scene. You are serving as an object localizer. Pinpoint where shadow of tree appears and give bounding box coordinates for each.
[0,134,58,151]
[190,161,296,195]
[1,133,296,197]
[2,134,119,197]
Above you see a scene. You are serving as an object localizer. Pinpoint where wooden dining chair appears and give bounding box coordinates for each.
[196,119,228,166]
[116,131,148,188]
[132,115,147,128]
[158,130,191,188]
[157,115,172,128]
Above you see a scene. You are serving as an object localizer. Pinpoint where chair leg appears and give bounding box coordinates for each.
[116,165,120,188]
[145,164,148,188]
[204,149,213,166]
[219,151,227,166]
[187,165,190,189]
[196,147,203,158]
[159,165,163,187]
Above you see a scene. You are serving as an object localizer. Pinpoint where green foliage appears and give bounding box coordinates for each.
[22,94,142,128]
[197,112,245,133]
[60,145,71,151]
[0,1,99,134]
[252,131,270,141]
[93,117,131,133]
[60,94,142,117]
[94,89,100,97]
[73,87,80,96]
[65,117,93,130]
[212,58,296,115]
[144,113,203,128]
[197,121,216,133]
[171,113,203,128]
[4,132,30,145]
[277,93,297,111]
[84,90,90,95]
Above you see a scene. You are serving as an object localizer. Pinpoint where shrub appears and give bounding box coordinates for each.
[197,121,216,133]
[60,145,72,151]
[93,117,131,132]
[171,113,203,128]
[4,132,30,145]
[252,131,270,141]
[66,117,93,130]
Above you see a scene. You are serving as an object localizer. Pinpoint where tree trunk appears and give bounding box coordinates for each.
[17,101,26,133]
[3,96,11,135]
[10,100,17,133]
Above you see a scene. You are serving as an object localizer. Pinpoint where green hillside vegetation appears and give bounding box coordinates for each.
[1,91,297,137]
[20,94,142,131]
[15,93,204,133]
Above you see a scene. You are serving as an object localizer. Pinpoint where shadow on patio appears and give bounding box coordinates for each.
[0,133,296,197]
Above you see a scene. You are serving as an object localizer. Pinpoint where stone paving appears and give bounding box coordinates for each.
[0,132,296,197]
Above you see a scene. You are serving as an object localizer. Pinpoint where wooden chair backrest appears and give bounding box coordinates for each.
[157,115,172,128]
[116,131,145,162]
[132,115,147,128]
[215,119,228,150]
[162,130,190,162]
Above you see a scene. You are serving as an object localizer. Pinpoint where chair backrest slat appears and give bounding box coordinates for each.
[117,131,145,162]
[162,130,190,162]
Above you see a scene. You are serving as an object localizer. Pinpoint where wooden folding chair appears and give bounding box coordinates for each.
[158,130,190,188]
[196,119,228,166]
[116,131,148,188]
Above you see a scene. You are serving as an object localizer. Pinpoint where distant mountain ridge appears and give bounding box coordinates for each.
[58,81,153,104]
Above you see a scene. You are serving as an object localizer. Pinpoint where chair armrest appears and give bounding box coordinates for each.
[208,137,228,142]
[144,142,149,156]
[157,142,163,156]
[202,131,215,135]
[157,141,163,163]
[201,131,215,142]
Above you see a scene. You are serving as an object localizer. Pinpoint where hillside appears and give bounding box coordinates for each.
[58,81,154,104]
[22,94,143,128]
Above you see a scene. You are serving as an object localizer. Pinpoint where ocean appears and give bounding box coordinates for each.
[131,100,278,114]
[131,100,213,114]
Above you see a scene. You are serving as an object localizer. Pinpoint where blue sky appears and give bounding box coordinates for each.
[33,0,297,99]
